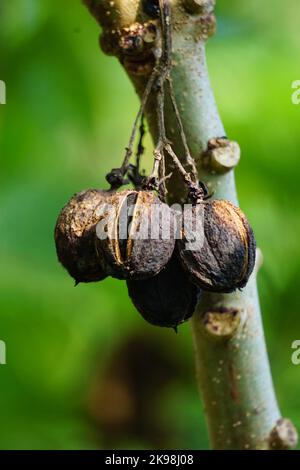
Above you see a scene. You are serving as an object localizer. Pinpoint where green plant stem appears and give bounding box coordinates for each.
[83,0,298,450]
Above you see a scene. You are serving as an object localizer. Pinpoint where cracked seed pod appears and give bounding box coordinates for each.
[96,189,175,280]
[127,252,201,329]
[178,200,256,293]
[55,189,111,284]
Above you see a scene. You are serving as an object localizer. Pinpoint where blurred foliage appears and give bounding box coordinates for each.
[0,0,299,450]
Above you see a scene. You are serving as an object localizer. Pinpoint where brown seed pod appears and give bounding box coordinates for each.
[178,200,256,293]
[127,252,201,329]
[55,189,110,284]
[96,189,175,280]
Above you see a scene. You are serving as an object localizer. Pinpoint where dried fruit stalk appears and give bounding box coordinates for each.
[83,0,297,449]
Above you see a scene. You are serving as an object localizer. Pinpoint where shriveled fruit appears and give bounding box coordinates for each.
[127,252,201,328]
[95,189,175,280]
[178,199,256,293]
[55,189,110,284]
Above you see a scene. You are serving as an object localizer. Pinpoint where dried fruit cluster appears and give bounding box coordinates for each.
[55,186,256,329]
[54,0,256,330]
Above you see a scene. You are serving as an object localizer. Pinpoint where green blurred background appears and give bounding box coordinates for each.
[0,0,300,450]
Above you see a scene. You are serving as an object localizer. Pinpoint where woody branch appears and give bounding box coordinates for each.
[83,0,297,450]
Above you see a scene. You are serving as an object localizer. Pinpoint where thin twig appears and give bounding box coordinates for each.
[159,0,172,70]
[127,114,147,188]
[149,76,166,181]
[165,143,192,184]
[121,67,158,174]
[147,0,171,196]
[167,76,198,182]
[158,171,172,185]
[136,114,145,172]
[156,0,198,191]
[159,151,168,198]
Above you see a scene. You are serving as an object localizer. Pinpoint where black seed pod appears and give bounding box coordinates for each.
[127,253,201,328]
[178,200,256,293]
[55,189,110,284]
[96,190,175,280]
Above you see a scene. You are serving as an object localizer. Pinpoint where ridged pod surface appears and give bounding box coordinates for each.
[178,200,256,293]
[55,189,110,283]
[96,190,175,280]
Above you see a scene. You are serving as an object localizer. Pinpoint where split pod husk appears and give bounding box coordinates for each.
[178,199,256,293]
[96,189,175,280]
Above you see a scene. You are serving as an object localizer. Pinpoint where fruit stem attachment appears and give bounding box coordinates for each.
[147,0,200,198]
[127,114,146,189]
[106,67,158,189]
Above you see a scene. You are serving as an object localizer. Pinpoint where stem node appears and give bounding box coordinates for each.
[202,138,240,174]
[268,418,298,450]
[202,308,246,340]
